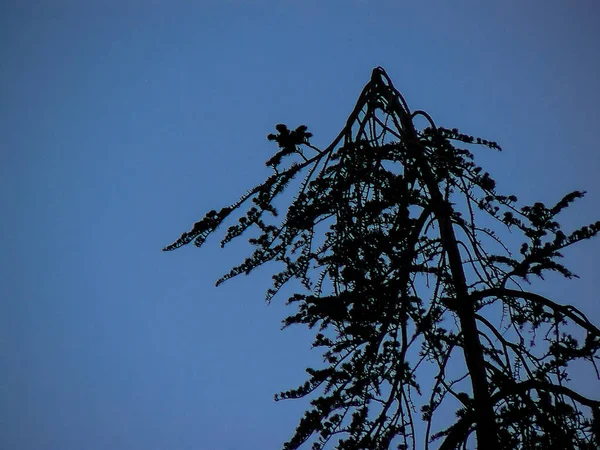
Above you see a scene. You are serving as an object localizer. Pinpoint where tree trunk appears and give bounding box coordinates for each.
[390,94,499,449]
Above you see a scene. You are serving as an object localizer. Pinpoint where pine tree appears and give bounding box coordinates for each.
[163,67,600,449]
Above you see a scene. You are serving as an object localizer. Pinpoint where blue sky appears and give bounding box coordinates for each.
[2,1,599,449]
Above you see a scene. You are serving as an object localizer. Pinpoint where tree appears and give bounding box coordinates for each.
[163,67,600,449]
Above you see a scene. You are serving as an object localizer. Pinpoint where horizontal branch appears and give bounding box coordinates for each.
[471,288,600,337]
[493,378,600,409]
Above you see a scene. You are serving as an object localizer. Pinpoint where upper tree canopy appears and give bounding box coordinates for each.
[164,67,600,449]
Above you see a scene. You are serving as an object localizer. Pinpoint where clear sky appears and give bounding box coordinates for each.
[2,1,599,449]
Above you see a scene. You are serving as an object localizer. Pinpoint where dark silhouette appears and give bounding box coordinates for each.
[164,67,600,449]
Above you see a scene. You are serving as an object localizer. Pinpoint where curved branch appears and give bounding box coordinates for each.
[472,288,600,337]
[493,378,600,409]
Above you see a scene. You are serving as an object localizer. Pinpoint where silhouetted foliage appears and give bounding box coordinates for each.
[164,67,600,449]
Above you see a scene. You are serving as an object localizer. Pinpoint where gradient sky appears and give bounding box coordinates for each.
[2,1,600,449]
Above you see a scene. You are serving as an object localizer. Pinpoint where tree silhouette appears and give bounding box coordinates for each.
[163,67,600,449]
